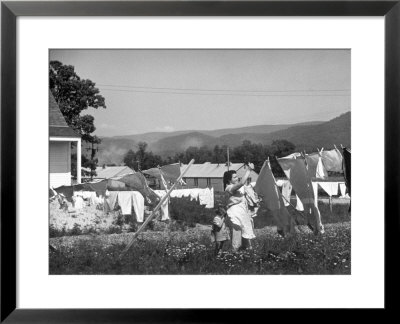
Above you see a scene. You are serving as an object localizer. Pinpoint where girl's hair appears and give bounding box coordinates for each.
[223,170,237,190]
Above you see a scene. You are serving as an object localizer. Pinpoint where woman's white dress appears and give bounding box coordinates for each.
[225,185,256,239]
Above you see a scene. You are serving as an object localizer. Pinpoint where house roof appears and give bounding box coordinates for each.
[49,91,80,138]
[179,162,258,178]
[94,166,135,179]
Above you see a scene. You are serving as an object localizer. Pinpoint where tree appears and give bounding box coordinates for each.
[50,60,106,176]
[49,60,106,142]
[123,142,163,171]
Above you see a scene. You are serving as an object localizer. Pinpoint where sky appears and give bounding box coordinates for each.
[50,49,350,137]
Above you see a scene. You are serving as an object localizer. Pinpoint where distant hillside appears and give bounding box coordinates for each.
[95,114,349,164]
[266,112,351,150]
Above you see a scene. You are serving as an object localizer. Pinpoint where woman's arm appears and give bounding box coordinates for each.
[228,163,254,192]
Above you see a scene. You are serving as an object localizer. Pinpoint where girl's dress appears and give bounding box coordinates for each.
[225,185,256,239]
[211,215,230,242]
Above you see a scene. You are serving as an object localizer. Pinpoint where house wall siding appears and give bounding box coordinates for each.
[49,141,70,173]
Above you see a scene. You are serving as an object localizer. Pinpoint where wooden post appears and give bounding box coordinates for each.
[227,147,230,171]
[120,159,195,258]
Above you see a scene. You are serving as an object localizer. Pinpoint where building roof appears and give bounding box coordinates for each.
[94,166,135,179]
[180,162,258,178]
[49,91,80,138]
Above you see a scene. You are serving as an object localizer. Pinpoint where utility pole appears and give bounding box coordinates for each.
[136,159,141,171]
[227,146,230,171]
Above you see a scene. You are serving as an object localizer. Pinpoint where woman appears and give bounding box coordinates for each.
[223,163,255,251]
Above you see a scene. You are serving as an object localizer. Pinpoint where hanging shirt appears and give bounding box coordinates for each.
[321,149,343,172]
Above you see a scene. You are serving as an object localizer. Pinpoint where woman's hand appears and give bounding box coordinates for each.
[248,162,254,170]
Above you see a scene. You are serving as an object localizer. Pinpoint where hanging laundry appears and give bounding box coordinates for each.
[206,187,214,209]
[53,185,74,202]
[281,181,292,207]
[199,188,213,208]
[321,149,343,172]
[118,173,159,203]
[295,194,304,211]
[72,196,84,210]
[339,183,348,198]
[254,161,295,235]
[131,191,145,222]
[304,153,328,180]
[154,190,170,221]
[312,182,319,207]
[277,157,323,235]
[318,182,339,197]
[117,191,133,215]
[107,179,126,190]
[342,147,351,196]
[105,191,119,211]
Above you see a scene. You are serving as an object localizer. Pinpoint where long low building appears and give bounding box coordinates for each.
[180,162,258,192]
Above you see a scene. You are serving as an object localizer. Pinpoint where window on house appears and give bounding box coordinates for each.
[206,178,211,187]
[247,177,252,185]
[194,178,198,186]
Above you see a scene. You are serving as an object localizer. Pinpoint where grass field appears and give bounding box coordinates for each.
[49,195,351,275]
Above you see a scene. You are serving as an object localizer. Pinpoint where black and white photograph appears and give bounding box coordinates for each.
[48,49,351,275]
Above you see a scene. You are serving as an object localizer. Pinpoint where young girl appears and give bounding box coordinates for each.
[211,206,230,255]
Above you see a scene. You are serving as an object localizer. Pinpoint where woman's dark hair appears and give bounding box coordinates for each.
[223,170,237,190]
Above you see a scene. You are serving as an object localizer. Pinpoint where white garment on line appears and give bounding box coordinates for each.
[72,196,84,209]
[316,157,329,179]
[131,191,145,222]
[318,182,339,197]
[312,182,319,207]
[117,191,133,215]
[105,191,119,211]
[205,187,214,208]
[281,181,292,207]
[295,195,304,211]
[154,190,170,220]
[339,183,347,197]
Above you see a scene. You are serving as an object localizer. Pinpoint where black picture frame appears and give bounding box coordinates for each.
[1,0,399,322]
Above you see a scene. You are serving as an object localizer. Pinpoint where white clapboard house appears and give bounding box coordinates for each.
[49,91,81,188]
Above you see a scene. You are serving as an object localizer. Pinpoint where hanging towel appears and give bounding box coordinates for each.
[131,191,145,222]
[321,149,343,172]
[117,191,133,215]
